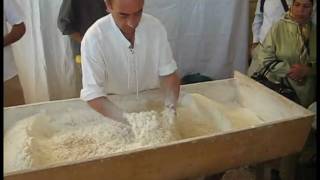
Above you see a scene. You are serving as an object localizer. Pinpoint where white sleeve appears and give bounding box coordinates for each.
[252,0,263,43]
[80,36,107,101]
[158,24,177,76]
[4,0,24,25]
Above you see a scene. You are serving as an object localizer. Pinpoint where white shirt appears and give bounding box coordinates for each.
[3,0,24,81]
[80,13,177,101]
[252,0,293,44]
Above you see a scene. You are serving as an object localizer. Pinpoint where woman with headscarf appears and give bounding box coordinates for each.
[248,0,316,107]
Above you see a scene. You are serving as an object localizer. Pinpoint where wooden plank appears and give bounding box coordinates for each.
[5,115,313,180]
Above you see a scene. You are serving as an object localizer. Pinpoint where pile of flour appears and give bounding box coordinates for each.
[4,108,180,173]
[4,93,263,173]
[124,108,180,146]
[175,93,263,139]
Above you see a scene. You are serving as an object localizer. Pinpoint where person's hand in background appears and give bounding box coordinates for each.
[288,64,311,84]
[251,42,259,50]
[4,22,25,47]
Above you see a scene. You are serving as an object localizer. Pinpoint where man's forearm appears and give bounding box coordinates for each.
[87,96,125,122]
[4,23,26,47]
[160,71,180,108]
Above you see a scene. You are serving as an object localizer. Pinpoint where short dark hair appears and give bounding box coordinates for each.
[106,0,145,5]
[105,0,112,4]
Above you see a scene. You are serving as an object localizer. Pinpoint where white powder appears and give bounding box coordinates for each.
[176,93,263,139]
[4,108,178,173]
[4,93,263,173]
[124,108,181,146]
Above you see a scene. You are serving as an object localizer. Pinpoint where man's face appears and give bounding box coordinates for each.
[291,0,313,24]
[107,0,144,37]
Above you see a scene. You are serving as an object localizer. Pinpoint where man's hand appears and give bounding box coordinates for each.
[165,103,177,116]
[87,97,129,124]
[288,64,311,84]
[4,22,26,47]
[162,105,177,125]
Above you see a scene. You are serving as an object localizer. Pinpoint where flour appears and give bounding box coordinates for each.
[4,93,263,173]
[4,108,178,173]
[4,113,53,173]
[124,108,180,146]
[176,93,263,139]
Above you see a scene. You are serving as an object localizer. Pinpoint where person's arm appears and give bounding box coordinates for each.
[80,32,126,123]
[160,71,180,110]
[3,22,25,47]
[287,24,316,82]
[87,97,127,123]
[256,22,304,83]
[70,32,82,43]
[252,24,279,79]
[252,0,263,48]
[157,22,180,110]
[57,0,82,43]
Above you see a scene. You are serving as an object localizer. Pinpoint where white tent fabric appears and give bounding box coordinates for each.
[144,0,249,79]
[10,0,249,104]
[11,0,79,103]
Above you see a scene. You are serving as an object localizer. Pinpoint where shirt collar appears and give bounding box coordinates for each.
[110,14,142,48]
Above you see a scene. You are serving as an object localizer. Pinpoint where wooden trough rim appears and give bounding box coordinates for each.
[4,71,315,177]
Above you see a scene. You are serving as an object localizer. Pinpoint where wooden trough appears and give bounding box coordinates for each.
[4,71,314,180]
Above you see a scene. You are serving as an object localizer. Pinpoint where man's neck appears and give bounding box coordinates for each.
[122,30,135,48]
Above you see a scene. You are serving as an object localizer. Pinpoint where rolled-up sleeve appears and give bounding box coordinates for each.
[252,0,263,43]
[57,0,77,35]
[4,0,24,25]
[80,36,107,101]
[158,25,177,76]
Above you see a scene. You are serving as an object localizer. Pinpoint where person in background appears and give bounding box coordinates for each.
[250,0,316,62]
[248,0,316,108]
[251,0,292,51]
[57,0,109,94]
[3,0,26,107]
[80,0,180,123]
[249,3,316,178]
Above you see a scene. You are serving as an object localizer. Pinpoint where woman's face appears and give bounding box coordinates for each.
[291,0,313,24]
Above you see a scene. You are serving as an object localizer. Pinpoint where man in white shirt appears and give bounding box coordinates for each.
[3,0,26,107]
[251,0,292,49]
[80,0,180,122]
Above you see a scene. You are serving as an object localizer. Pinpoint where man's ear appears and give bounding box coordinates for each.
[106,1,112,13]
